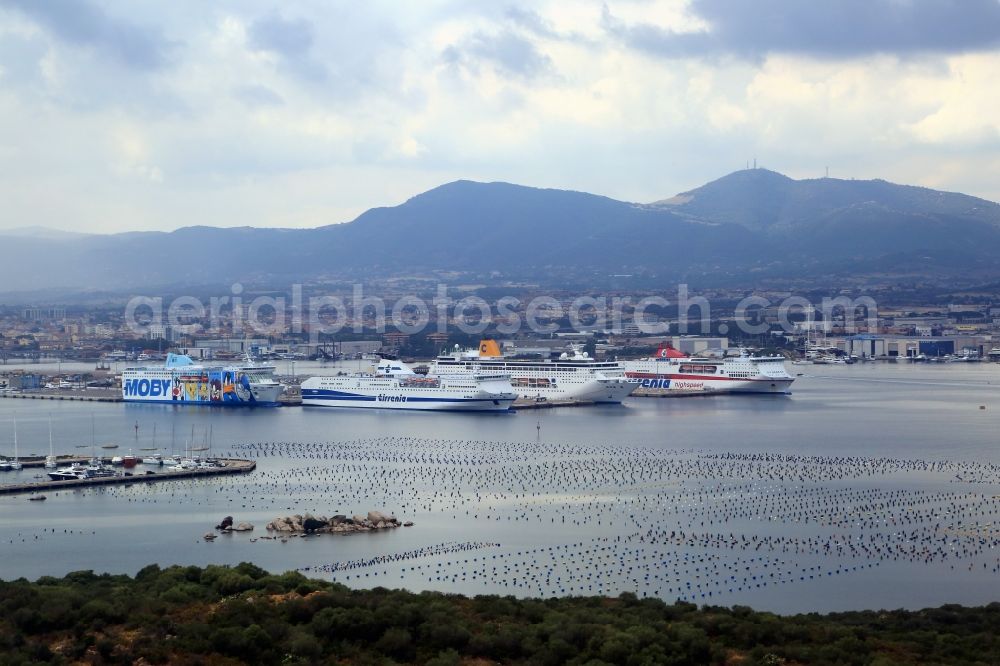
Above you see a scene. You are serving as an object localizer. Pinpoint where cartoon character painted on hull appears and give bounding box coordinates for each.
[234,373,256,403]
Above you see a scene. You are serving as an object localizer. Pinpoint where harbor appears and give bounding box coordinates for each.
[4,386,723,406]
[0,458,255,496]
[2,362,999,616]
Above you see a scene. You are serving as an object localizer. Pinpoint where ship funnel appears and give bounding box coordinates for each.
[478,339,502,358]
[377,358,415,376]
[655,343,686,359]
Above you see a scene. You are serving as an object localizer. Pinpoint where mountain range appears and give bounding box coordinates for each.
[3,169,1000,294]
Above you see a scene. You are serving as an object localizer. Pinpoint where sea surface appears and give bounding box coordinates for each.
[1,361,999,614]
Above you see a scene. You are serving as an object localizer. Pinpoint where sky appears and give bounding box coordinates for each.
[1,0,999,233]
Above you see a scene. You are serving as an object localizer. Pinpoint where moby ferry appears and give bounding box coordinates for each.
[121,353,283,406]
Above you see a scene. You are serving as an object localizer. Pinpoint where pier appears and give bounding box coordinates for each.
[0,458,256,496]
[10,456,95,469]
[512,397,594,409]
[0,390,122,402]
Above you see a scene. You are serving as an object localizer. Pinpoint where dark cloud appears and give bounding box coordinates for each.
[504,4,597,47]
[605,0,1000,60]
[247,12,327,82]
[443,30,553,79]
[0,0,172,69]
[247,12,314,57]
[504,6,559,39]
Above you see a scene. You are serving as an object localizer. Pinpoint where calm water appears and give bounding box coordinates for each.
[1,362,999,614]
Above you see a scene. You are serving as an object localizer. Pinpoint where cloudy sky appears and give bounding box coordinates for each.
[1,0,999,233]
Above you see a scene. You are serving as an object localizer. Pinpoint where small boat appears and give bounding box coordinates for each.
[28,495,46,501]
[44,418,58,469]
[101,444,119,449]
[121,451,139,469]
[9,415,23,470]
[48,466,86,481]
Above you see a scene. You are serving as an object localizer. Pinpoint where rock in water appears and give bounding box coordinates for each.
[303,517,326,533]
[215,516,233,530]
[266,510,407,534]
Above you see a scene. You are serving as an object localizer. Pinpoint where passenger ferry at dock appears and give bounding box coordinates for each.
[121,354,283,406]
[428,340,636,403]
[301,358,517,411]
[624,343,794,394]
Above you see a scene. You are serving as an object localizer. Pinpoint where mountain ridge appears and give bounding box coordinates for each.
[2,170,999,293]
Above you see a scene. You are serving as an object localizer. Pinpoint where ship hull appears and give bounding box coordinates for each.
[429,360,637,404]
[487,377,637,404]
[301,389,515,411]
[121,369,282,407]
[301,374,517,412]
[628,375,794,394]
[624,356,794,395]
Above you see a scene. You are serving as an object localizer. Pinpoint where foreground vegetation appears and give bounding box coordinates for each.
[1,564,997,665]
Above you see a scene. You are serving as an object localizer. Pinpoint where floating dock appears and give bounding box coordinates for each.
[0,459,256,496]
[511,397,594,409]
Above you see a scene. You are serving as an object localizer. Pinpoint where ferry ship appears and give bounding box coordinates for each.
[121,353,283,406]
[428,340,636,403]
[301,358,517,411]
[624,343,794,394]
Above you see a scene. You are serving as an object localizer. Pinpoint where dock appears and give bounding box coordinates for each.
[0,390,122,402]
[512,397,594,409]
[0,459,256,496]
[631,388,719,398]
[10,456,94,469]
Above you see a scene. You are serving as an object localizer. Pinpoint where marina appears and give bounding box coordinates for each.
[0,458,255,495]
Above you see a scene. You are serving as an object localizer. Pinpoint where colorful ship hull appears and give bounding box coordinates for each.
[121,354,283,406]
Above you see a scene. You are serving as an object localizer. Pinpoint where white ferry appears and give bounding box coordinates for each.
[301,358,517,411]
[429,340,636,403]
[121,353,283,406]
[624,343,794,394]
